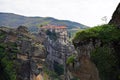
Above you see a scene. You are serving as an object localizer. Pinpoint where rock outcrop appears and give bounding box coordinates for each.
[39,25,77,79]
[109,3,120,27]
[69,3,120,80]
[0,26,46,80]
[70,39,101,80]
[71,24,120,80]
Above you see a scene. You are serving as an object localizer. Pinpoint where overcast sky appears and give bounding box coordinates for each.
[0,0,119,27]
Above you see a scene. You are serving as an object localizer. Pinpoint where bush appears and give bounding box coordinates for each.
[67,55,75,64]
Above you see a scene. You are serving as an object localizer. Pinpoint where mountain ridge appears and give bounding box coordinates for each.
[0,12,89,32]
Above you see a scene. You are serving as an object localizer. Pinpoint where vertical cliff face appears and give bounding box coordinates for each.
[0,26,46,80]
[109,3,120,27]
[71,24,120,80]
[39,25,77,79]
[70,39,101,80]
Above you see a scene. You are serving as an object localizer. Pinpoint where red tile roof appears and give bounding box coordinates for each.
[41,25,67,29]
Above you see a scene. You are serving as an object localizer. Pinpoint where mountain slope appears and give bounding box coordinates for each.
[0,12,88,32]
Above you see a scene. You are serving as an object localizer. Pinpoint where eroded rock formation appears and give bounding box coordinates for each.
[69,39,101,80]
[0,26,46,80]
[39,25,77,79]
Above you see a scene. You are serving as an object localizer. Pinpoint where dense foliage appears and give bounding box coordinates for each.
[91,46,119,80]
[74,24,120,43]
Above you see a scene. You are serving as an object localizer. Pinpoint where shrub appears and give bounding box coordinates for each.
[67,55,75,64]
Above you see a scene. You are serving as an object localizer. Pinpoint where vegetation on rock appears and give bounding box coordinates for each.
[73,24,120,80]
[74,24,120,43]
[91,46,118,80]
[43,65,61,80]
[0,26,46,80]
[67,55,75,64]
[46,29,58,41]
[0,34,18,80]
